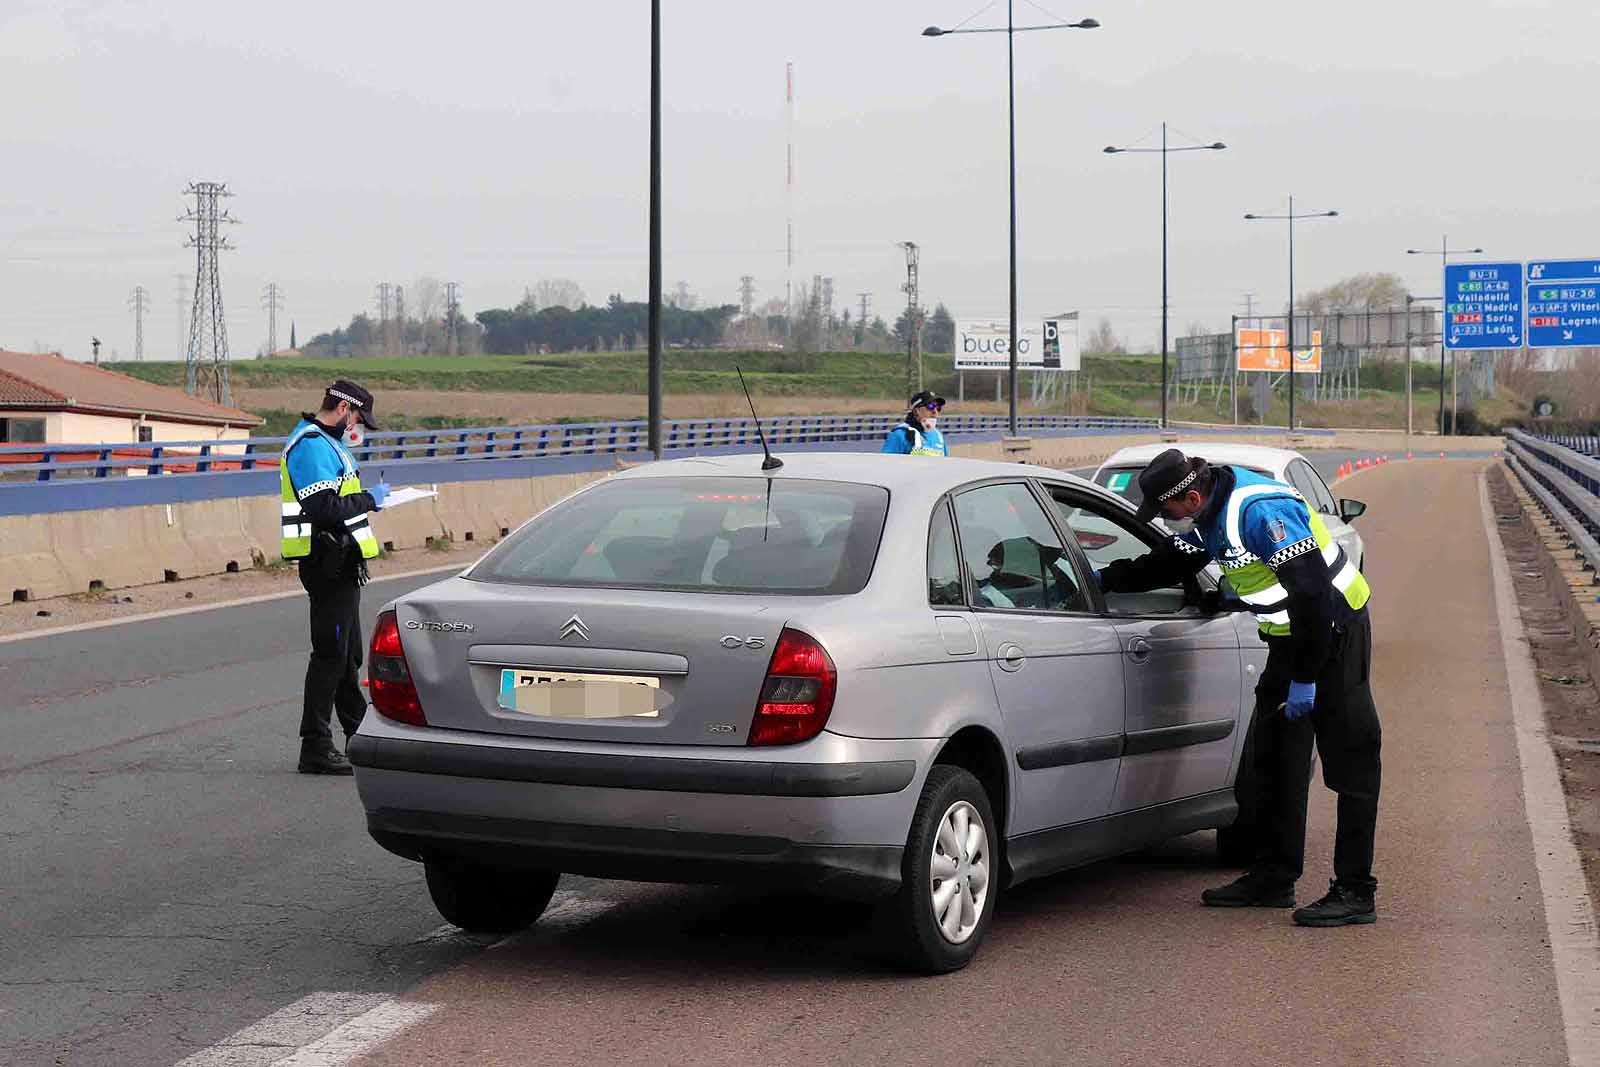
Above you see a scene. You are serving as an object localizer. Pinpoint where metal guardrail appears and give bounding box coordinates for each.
[0,414,1161,516]
[0,413,1157,482]
[1505,429,1600,570]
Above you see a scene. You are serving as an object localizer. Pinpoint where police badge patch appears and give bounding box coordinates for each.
[1267,518,1288,543]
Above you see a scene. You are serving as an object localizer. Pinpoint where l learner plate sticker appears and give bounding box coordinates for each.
[498,669,664,719]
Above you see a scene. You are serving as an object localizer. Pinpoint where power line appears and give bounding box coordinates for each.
[179,182,238,405]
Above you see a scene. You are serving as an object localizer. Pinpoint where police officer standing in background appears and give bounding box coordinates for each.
[280,381,390,775]
[881,390,949,456]
[1097,448,1382,926]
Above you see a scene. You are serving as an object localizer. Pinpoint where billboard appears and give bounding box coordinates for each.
[1235,326,1322,373]
[955,315,1080,372]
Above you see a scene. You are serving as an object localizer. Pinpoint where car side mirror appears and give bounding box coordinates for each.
[1339,498,1367,523]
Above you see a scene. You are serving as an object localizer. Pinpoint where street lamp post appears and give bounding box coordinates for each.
[1407,237,1483,438]
[1244,197,1338,434]
[647,0,663,460]
[924,7,1099,436]
[1103,123,1226,430]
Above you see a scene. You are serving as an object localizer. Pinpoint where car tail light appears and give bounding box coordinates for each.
[748,627,837,746]
[369,610,427,726]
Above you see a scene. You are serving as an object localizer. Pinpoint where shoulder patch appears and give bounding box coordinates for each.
[1267,517,1288,543]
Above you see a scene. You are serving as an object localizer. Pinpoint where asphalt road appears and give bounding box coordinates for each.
[1,451,1552,1066]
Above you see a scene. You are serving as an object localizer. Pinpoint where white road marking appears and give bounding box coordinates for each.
[0,562,472,646]
[172,992,436,1067]
[271,999,438,1067]
[1480,471,1600,1066]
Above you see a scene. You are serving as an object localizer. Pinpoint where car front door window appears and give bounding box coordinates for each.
[1288,459,1336,516]
[952,483,1087,613]
[1046,489,1190,615]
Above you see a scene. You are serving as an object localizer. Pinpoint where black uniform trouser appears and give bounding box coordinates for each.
[1251,608,1382,893]
[298,562,366,744]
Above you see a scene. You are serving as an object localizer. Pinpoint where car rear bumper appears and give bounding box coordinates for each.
[348,723,934,900]
[347,734,917,797]
[365,806,904,900]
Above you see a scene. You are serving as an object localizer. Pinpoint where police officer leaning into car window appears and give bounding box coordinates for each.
[1096,448,1382,926]
[881,390,949,456]
[280,381,391,775]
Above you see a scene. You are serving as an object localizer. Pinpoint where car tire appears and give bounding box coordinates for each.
[424,860,560,935]
[891,765,1000,974]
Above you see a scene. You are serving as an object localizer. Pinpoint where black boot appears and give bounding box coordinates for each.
[1292,881,1376,926]
[1201,872,1296,908]
[297,740,354,776]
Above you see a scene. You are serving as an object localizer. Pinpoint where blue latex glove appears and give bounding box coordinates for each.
[1285,680,1317,719]
[368,482,391,509]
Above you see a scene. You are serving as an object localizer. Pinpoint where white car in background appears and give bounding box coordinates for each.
[1089,442,1366,573]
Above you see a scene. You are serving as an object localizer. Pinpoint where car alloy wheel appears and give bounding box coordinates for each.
[929,800,990,944]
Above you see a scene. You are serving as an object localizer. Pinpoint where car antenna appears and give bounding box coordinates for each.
[736,365,783,472]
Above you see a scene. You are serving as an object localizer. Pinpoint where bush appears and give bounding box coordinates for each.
[1436,408,1499,436]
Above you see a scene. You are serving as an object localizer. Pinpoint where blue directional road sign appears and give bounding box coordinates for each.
[1444,262,1522,350]
[1525,259,1600,349]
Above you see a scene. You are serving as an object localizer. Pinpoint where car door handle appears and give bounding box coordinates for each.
[996,643,1026,672]
[1125,636,1152,664]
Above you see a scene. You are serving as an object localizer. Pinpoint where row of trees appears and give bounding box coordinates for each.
[477,295,739,353]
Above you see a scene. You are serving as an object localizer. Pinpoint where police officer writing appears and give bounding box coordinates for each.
[1097,448,1382,926]
[881,390,949,456]
[280,381,390,775]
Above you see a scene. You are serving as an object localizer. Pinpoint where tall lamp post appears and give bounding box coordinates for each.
[1103,123,1227,430]
[923,7,1099,436]
[647,0,663,460]
[1244,197,1338,434]
[1407,238,1483,437]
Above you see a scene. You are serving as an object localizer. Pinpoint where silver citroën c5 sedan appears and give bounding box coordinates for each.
[350,451,1264,972]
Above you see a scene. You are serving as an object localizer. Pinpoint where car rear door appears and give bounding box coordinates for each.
[1044,484,1243,813]
[949,481,1124,836]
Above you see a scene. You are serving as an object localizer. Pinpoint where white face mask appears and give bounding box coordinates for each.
[343,420,365,449]
[923,416,937,431]
[1166,516,1196,535]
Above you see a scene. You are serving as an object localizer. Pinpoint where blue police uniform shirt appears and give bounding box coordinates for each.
[285,418,358,497]
[881,423,948,455]
[1177,465,1314,565]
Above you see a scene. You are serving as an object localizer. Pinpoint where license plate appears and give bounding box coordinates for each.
[498,668,662,719]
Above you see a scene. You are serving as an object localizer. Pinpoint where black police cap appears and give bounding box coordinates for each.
[1134,448,1208,523]
[325,380,381,430]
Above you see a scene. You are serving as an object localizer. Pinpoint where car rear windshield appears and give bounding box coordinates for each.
[467,477,890,595]
[1094,464,1270,506]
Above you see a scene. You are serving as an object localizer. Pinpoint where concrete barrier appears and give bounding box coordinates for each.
[0,467,615,603]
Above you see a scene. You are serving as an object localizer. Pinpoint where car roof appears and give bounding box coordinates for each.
[613,450,1100,494]
[1096,440,1302,472]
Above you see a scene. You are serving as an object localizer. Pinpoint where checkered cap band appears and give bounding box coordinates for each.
[327,388,364,409]
[1156,467,1199,502]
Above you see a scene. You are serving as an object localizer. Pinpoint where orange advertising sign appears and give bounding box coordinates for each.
[1236,327,1321,373]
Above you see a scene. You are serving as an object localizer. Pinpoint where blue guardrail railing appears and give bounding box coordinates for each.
[0,413,1161,516]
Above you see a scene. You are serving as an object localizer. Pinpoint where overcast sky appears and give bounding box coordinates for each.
[3,0,1597,362]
